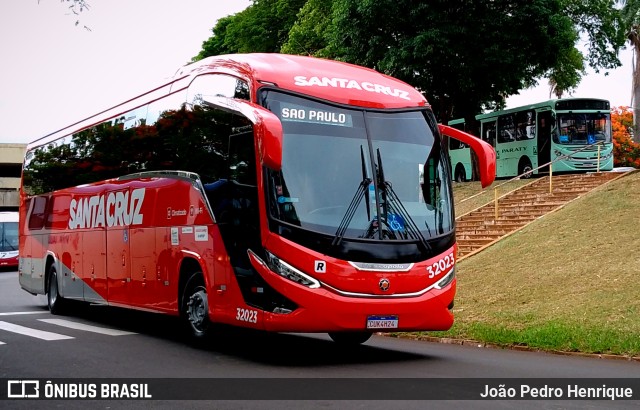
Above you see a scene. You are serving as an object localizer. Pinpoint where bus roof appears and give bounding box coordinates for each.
[178,53,428,109]
[0,211,18,223]
[28,54,428,151]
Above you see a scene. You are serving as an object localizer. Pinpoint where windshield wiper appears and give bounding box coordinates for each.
[370,149,431,251]
[332,146,371,247]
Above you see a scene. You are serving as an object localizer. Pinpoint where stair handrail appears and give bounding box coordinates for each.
[492,141,606,219]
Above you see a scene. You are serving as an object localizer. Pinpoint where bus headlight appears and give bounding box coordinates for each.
[264,250,321,289]
[434,267,455,290]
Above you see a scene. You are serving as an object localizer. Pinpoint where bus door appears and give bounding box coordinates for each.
[106,188,131,305]
[537,111,552,172]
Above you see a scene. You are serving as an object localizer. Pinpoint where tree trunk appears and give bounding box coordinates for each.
[634,43,640,143]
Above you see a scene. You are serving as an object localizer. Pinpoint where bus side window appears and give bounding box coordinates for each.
[28,196,48,231]
[514,110,536,140]
[498,114,515,143]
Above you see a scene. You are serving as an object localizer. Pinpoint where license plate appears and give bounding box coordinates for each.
[366,315,398,329]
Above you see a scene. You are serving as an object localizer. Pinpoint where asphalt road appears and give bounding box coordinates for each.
[0,269,638,409]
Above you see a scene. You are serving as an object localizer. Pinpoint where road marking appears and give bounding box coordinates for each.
[0,341,5,345]
[0,321,73,341]
[38,319,136,336]
[0,311,48,316]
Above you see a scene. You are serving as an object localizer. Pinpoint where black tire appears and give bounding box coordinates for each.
[47,264,66,315]
[518,158,533,179]
[328,331,372,345]
[454,164,466,183]
[182,273,211,340]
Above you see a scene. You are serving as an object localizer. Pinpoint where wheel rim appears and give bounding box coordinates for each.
[48,273,57,308]
[186,288,208,332]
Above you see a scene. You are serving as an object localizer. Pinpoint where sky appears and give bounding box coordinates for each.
[0,0,251,145]
[0,1,635,145]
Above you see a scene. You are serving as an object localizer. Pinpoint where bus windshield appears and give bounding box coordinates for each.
[556,113,611,145]
[0,220,18,252]
[262,91,453,242]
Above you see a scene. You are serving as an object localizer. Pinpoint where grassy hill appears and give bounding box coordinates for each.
[412,171,640,357]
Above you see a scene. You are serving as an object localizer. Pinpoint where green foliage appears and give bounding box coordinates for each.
[547,46,585,98]
[193,0,626,123]
[429,171,640,356]
[327,0,579,121]
[564,0,625,72]
[618,1,640,140]
[193,0,306,61]
[193,16,238,60]
[280,0,333,56]
[427,321,640,355]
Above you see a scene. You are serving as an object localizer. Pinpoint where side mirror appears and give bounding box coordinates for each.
[202,96,282,171]
[439,124,496,188]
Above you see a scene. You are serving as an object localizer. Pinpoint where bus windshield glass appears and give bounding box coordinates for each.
[556,113,611,145]
[262,90,453,241]
[0,220,18,252]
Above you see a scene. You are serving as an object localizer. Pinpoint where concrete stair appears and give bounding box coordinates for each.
[456,172,624,260]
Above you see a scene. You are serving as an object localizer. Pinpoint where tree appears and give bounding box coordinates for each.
[324,0,580,122]
[40,0,91,29]
[564,0,624,73]
[281,0,332,56]
[543,0,625,98]
[620,0,640,142]
[547,46,585,98]
[193,15,239,60]
[194,0,306,60]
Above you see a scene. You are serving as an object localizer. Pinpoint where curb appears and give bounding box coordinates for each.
[387,334,640,362]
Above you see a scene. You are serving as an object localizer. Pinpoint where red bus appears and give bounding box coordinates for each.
[19,54,495,344]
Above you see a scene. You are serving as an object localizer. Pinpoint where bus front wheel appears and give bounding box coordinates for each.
[328,331,372,345]
[182,273,211,340]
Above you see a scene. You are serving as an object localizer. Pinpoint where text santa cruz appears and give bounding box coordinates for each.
[68,188,145,230]
[294,76,411,100]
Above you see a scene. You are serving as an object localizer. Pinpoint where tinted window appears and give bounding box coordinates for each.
[22,87,252,196]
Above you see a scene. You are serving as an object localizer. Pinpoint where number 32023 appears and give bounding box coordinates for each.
[427,253,455,279]
[236,308,258,323]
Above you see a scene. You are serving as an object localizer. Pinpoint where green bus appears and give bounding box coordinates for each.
[446,98,613,181]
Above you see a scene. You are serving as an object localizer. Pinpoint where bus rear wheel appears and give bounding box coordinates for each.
[47,265,66,315]
[328,331,372,345]
[182,273,211,340]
